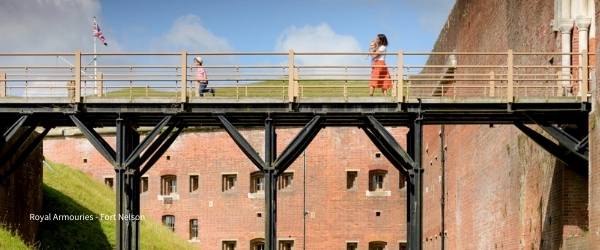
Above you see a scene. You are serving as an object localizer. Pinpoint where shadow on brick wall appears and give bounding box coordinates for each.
[541,161,589,250]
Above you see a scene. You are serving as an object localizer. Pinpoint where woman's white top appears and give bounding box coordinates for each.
[374,45,386,61]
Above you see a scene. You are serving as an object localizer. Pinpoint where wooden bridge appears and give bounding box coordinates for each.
[0,50,592,250]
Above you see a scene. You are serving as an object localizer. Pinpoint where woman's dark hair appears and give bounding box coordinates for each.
[377,34,388,46]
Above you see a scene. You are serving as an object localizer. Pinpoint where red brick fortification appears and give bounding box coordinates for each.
[0,127,43,245]
[421,0,594,249]
[44,127,410,249]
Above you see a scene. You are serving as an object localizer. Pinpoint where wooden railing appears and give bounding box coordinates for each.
[0,50,592,103]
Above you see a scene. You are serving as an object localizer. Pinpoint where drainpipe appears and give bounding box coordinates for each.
[440,125,446,250]
[303,150,306,250]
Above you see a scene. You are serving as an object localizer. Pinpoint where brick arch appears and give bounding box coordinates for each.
[246,232,265,240]
[368,163,391,171]
[159,169,177,176]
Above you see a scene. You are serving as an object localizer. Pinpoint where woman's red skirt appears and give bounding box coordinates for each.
[369,60,392,89]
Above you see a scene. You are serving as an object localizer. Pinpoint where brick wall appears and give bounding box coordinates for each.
[589,0,600,246]
[43,126,410,249]
[0,127,43,245]
[421,0,594,249]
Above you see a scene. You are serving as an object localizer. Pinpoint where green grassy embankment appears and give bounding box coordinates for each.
[0,223,33,250]
[36,160,198,250]
[98,80,373,98]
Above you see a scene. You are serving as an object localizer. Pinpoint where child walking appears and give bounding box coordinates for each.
[194,57,215,97]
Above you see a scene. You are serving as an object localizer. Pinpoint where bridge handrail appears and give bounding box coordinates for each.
[0,50,592,103]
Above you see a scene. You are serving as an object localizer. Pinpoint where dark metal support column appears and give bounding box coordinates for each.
[0,121,40,167]
[218,115,265,171]
[70,115,184,250]
[361,115,413,175]
[2,115,30,147]
[70,115,116,165]
[360,115,422,248]
[523,114,589,162]
[407,118,423,250]
[537,124,588,159]
[274,115,322,173]
[218,115,324,250]
[0,127,50,180]
[115,118,140,250]
[264,118,277,250]
[514,122,587,174]
[138,123,185,176]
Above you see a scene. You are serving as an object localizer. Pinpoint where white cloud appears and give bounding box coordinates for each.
[150,14,233,52]
[0,0,117,55]
[149,15,235,65]
[275,23,364,65]
[275,23,371,80]
[147,14,242,86]
[0,0,116,96]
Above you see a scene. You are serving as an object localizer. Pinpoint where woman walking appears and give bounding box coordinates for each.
[369,34,392,96]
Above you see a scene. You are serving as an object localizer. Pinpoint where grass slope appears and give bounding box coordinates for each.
[99,80,374,98]
[37,160,198,250]
[0,223,32,250]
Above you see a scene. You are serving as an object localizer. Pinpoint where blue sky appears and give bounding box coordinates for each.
[0,0,455,67]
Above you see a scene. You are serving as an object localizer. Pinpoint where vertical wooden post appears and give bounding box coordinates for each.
[556,71,563,97]
[489,71,495,97]
[288,50,296,103]
[581,49,588,102]
[0,72,5,97]
[75,50,81,102]
[506,50,514,103]
[294,70,299,101]
[97,71,103,97]
[181,50,188,102]
[398,50,404,102]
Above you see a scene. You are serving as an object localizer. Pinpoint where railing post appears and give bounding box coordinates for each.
[556,71,563,97]
[0,72,5,97]
[391,72,397,98]
[581,49,588,102]
[398,50,404,102]
[75,50,81,102]
[97,71,103,97]
[489,71,495,97]
[288,50,297,103]
[507,49,514,103]
[294,70,299,100]
[181,50,188,103]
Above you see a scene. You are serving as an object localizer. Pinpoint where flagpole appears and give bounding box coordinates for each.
[93,17,98,95]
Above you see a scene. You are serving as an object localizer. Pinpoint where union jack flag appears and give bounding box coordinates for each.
[93,22,108,46]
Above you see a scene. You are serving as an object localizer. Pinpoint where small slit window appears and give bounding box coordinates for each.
[104,177,114,190]
[222,241,236,250]
[369,241,387,250]
[140,176,149,193]
[161,175,177,196]
[278,172,293,190]
[250,238,265,250]
[250,172,265,193]
[189,175,199,193]
[162,215,175,231]
[189,219,198,240]
[369,170,387,191]
[222,174,237,191]
[347,171,357,189]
